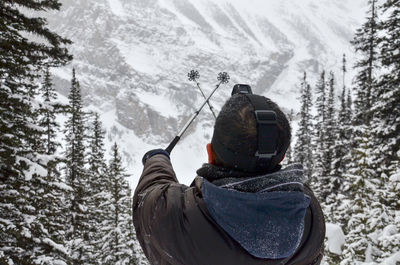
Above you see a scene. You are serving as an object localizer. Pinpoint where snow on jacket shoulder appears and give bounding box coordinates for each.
[132,154,325,265]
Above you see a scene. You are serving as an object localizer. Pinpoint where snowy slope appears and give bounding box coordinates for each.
[46,0,367,186]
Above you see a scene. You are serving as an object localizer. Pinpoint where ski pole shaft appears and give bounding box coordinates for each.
[165,109,199,154]
[196,82,217,119]
[166,77,227,154]
[165,136,181,154]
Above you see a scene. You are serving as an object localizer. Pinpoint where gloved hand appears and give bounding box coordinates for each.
[142,149,170,165]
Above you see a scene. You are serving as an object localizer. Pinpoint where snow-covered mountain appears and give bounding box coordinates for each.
[47,0,367,186]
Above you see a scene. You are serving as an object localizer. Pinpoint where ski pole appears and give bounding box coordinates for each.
[165,72,230,154]
[188,70,217,119]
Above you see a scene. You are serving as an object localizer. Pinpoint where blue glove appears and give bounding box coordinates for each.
[142,149,170,165]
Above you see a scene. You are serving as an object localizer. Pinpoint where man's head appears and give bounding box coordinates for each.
[207,94,291,173]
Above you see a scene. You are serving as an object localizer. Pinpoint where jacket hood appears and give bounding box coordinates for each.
[199,164,311,259]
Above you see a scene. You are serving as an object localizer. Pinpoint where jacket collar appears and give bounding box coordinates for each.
[196,163,307,192]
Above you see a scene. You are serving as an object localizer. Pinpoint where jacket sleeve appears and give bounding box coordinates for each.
[133,154,179,197]
[132,154,188,265]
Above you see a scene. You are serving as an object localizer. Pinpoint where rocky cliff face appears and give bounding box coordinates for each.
[47,0,366,184]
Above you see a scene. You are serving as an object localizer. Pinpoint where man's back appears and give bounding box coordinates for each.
[132,155,325,265]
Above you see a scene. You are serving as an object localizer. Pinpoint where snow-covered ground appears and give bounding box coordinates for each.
[325,223,346,255]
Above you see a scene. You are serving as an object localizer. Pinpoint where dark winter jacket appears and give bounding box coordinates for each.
[132,155,325,265]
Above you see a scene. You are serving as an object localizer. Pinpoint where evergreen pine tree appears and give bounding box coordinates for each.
[314,72,337,203]
[316,73,340,249]
[348,0,382,193]
[101,143,139,264]
[371,2,400,259]
[342,95,388,264]
[323,63,356,263]
[26,66,71,264]
[326,69,355,261]
[346,88,353,122]
[351,0,379,125]
[0,1,71,263]
[347,0,382,190]
[374,0,400,175]
[87,112,109,262]
[332,56,351,187]
[39,66,63,170]
[88,113,107,186]
[0,0,71,177]
[294,72,313,181]
[341,129,391,263]
[340,2,400,261]
[324,72,336,177]
[64,68,92,264]
[313,71,327,184]
[342,54,347,90]
[377,171,400,259]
